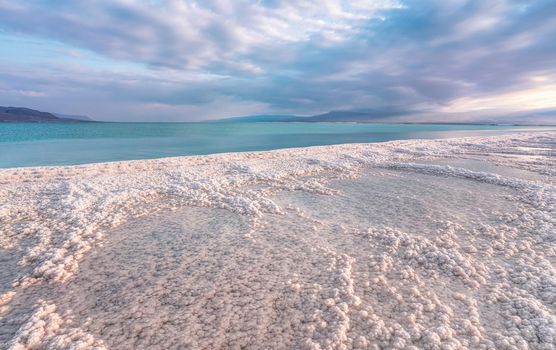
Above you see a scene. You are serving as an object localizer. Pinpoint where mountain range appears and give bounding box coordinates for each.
[1,106,553,125]
[0,108,400,123]
[0,106,92,122]
[214,111,406,123]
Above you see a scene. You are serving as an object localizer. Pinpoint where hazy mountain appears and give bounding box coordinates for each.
[54,113,93,121]
[301,111,395,122]
[215,110,403,123]
[0,106,92,122]
[213,115,304,123]
[215,110,555,125]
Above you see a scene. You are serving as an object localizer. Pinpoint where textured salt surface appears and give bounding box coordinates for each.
[0,132,555,349]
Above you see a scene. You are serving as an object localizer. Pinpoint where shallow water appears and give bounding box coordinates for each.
[1,122,554,167]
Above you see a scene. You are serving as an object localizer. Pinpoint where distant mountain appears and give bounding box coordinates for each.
[54,113,93,121]
[216,110,556,125]
[215,110,402,123]
[213,114,304,123]
[0,106,92,122]
[301,111,394,122]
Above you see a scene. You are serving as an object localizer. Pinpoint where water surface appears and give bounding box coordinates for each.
[1,122,553,167]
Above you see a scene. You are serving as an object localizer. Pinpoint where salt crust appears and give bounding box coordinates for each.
[0,132,555,349]
[7,301,106,350]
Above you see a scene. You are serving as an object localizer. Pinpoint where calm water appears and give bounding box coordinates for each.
[0,122,553,168]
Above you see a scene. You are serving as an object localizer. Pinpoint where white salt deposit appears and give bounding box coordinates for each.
[0,132,555,349]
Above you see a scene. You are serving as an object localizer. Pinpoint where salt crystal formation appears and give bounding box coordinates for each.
[0,132,555,349]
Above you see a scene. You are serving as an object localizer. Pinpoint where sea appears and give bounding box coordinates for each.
[1,122,554,168]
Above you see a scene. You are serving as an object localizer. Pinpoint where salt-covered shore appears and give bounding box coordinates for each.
[0,132,555,349]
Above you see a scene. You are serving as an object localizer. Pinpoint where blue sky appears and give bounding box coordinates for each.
[1,0,555,122]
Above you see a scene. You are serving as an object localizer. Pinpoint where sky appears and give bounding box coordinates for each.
[0,0,555,123]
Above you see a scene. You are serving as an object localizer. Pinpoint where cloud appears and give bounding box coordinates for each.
[0,0,555,122]
[0,0,400,72]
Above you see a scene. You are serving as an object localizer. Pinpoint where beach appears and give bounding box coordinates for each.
[0,131,555,349]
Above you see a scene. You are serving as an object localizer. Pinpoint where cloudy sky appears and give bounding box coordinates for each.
[1,0,555,122]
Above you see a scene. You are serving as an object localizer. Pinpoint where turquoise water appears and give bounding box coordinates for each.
[0,122,553,168]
